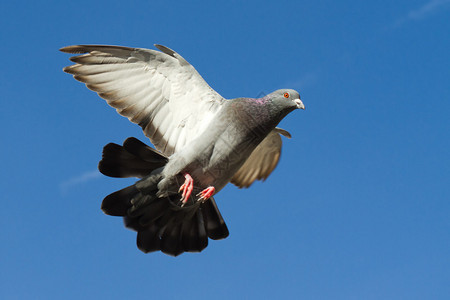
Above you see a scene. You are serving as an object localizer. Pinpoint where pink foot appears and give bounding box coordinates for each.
[197,186,215,202]
[178,173,194,205]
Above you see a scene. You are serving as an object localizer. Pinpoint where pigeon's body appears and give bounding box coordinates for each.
[61,44,304,256]
[160,96,298,195]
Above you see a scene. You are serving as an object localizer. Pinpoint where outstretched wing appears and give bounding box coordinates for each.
[231,128,292,188]
[61,44,225,156]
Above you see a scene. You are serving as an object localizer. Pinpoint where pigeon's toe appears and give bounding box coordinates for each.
[197,186,215,202]
[179,173,194,205]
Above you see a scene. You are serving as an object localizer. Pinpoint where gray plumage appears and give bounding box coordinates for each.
[61,44,304,256]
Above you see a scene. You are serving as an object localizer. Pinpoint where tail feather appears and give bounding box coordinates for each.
[180,211,209,252]
[99,137,229,256]
[101,185,138,216]
[123,137,166,163]
[201,199,230,240]
[137,224,161,253]
[99,138,168,178]
[136,200,170,226]
[180,215,198,251]
[160,222,184,256]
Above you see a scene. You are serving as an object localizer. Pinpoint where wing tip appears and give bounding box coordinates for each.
[60,44,137,54]
[274,127,292,139]
[154,44,176,56]
[60,45,88,54]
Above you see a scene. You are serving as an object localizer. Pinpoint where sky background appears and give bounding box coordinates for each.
[1,0,449,299]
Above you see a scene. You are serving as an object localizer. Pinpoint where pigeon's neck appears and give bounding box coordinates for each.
[231,97,291,136]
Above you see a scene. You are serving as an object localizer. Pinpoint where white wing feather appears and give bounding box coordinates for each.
[61,44,225,156]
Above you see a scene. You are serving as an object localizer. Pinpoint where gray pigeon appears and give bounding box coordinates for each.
[61,44,305,256]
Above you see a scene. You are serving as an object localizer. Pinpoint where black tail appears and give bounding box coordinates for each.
[99,137,168,178]
[98,137,229,256]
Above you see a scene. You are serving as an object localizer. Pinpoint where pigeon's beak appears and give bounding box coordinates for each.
[294,98,305,110]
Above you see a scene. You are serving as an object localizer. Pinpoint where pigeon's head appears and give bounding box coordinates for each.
[269,89,305,110]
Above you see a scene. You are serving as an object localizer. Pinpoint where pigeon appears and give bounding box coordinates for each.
[60,44,305,256]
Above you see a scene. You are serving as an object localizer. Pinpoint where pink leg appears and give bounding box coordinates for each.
[178,173,194,205]
[197,186,215,202]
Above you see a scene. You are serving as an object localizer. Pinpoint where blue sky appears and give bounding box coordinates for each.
[1,0,449,299]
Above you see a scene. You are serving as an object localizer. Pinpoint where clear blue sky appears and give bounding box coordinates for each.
[1,0,449,299]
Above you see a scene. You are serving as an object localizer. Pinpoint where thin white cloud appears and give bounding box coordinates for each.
[281,69,320,90]
[395,0,450,26]
[60,169,102,194]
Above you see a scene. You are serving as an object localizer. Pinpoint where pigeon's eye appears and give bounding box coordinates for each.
[283,92,290,98]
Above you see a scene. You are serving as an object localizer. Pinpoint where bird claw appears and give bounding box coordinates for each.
[196,186,215,202]
[178,173,194,206]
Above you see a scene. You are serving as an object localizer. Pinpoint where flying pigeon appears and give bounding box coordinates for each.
[61,44,305,256]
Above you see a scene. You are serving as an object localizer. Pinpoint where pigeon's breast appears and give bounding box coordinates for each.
[187,105,276,191]
[162,99,283,192]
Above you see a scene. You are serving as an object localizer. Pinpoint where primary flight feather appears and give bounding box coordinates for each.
[61,44,305,256]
